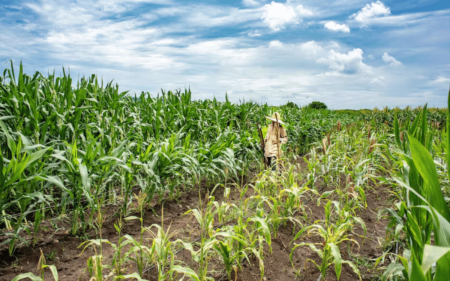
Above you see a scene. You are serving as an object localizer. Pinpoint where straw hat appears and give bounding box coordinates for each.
[265,112,285,124]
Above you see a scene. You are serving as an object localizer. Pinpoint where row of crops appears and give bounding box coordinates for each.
[1,61,450,281]
[0,62,365,252]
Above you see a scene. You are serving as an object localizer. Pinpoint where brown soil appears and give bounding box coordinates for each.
[0,157,391,281]
[233,182,390,281]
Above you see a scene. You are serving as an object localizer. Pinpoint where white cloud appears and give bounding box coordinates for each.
[300,41,324,56]
[262,2,298,31]
[155,6,262,28]
[261,2,312,31]
[369,9,450,28]
[297,5,313,16]
[43,20,181,71]
[268,40,283,48]
[350,1,390,22]
[318,48,370,74]
[248,30,261,37]
[242,0,264,7]
[432,76,450,84]
[26,0,172,27]
[2,0,449,109]
[28,1,264,32]
[324,21,350,33]
[370,76,385,84]
[382,52,402,66]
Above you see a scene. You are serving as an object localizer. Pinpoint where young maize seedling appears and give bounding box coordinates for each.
[180,236,216,281]
[122,192,151,277]
[185,199,219,239]
[37,249,46,280]
[213,226,248,281]
[183,199,220,280]
[247,209,272,255]
[256,195,302,240]
[33,207,43,247]
[242,228,265,280]
[110,218,133,277]
[124,211,152,277]
[86,254,104,281]
[146,223,179,281]
[279,184,309,220]
[79,238,111,280]
[304,148,320,189]
[290,201,365,281]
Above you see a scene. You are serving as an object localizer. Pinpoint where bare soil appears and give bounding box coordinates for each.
[234,182,390,281]
[0,157,391,281]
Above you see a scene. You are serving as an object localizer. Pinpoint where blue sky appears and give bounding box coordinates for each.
[1,0,449,109]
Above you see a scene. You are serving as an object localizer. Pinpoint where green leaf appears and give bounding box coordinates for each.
[394,114,402,149]
[214,231,247,245]
[116,272,148,281]
[248,217,271,250]
[421,245,450,274]
[36,175,66,191]
[42,265,59,281]
[0,120,16,154]
[353,217,367,235]
[342,260,362,281]
[435,252,450,281]
[302,242,323,258]
[408,134,450,221]
[170,265,201,281]
[0,116,15,121]
[410,252,427,281]
[11,273,42,281]
[4,158,28,186]
[124,216,140,221]
[79,163,90,190]
[408,111,421,136]
[447,87,450,182]
[329,243,342,280]
[25,147,51,169]
[420,104,427,145]
[406,212,423,249]
[374,252,388,268]
[0,154,4,188]
[325,200,332,222]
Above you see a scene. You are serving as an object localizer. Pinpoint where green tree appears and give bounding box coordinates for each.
[308,101,327,110]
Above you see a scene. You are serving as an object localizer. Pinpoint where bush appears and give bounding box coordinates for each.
[285,101,299,109]
[308,101,327,110]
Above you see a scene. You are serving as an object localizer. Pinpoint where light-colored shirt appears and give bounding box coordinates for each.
[264,123,288,157]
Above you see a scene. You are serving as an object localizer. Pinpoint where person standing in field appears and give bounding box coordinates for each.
[264,112,288,171]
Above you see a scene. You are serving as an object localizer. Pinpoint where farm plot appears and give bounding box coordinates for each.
[1,63,450,281]
[1,149,390,281]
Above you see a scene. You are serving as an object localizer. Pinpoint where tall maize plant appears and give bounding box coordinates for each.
[1,61,447,257]
[382,91,450,280]
[0,62,266,254]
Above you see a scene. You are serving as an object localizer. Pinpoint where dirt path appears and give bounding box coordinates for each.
[0,158,391,281]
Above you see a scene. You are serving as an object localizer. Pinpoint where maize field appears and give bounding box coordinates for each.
[1,62,450,281]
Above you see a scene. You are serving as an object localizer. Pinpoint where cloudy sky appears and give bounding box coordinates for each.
[1,0,449,109]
